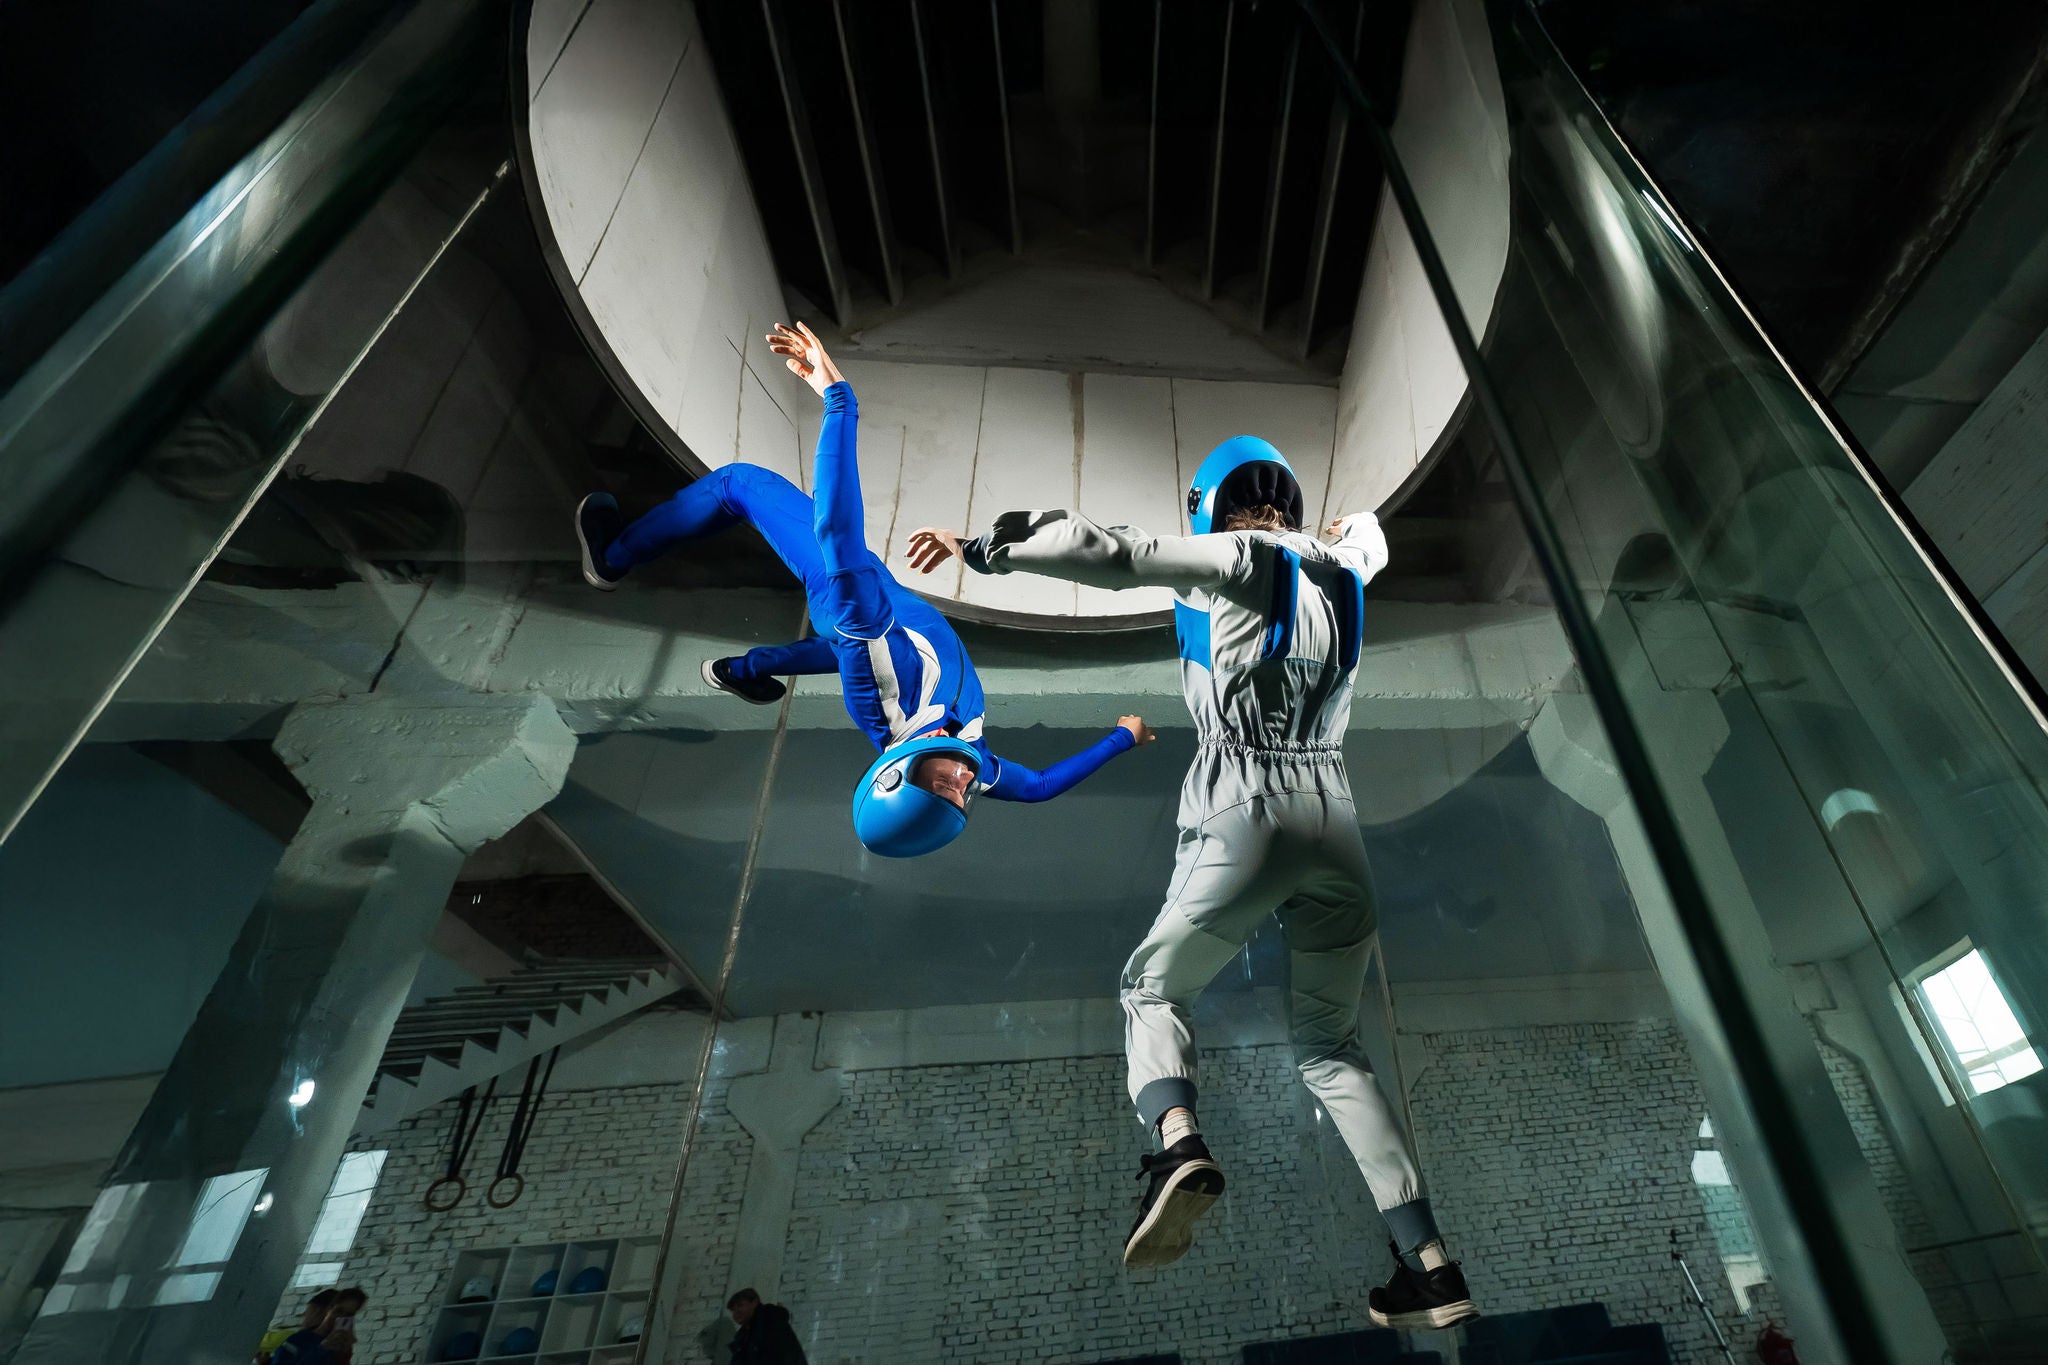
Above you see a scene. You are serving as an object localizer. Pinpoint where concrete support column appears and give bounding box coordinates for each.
[1529,691,1949,1365]
[722,1014,843,1302]
[17,696,575,1365]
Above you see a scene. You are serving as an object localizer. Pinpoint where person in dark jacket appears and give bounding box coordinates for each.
[726,1289,807,1365]
[268,1289,339,1365]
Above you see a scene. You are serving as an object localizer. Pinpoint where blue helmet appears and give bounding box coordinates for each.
[851,734,983,858]
[1187,435,1302,535]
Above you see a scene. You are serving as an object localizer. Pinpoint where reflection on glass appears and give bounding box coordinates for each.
[287,1150,390,1293]
[3,120,744,1365]
[171,1169,268,1269]
[1344,0,2048,1356]
[1911,945,2044,1096]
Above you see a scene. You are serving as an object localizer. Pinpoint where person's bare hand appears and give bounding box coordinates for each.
[906,527,963,575]
[1118,715,1156,745]
[1324,516,1347,539]
[766,321,844,398]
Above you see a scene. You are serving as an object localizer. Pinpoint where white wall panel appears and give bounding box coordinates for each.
[849,361,985,604]
[579,38,731,440]
[1329,0,1510,521]
[1077,374,1179,617]
[529,0,689,281]
[526,0,589,98]
[738,361,803,488]
[962,369,1079,617]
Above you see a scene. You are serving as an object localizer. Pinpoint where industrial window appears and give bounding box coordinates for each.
[1911,942,2042,1097]
[1690,1114,1768,1312]
[288,1150,388,1291]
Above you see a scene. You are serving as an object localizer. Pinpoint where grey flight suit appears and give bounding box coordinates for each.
[961,507,1438,1251]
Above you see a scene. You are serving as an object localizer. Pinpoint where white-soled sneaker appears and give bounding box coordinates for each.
[1367,1240,1479,1329]
[576,492,627,590]
[1122,1136,1226,1268]
[701,657,786,705]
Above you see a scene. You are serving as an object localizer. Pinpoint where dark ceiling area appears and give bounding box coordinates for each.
[695,0,1412,365]
[1534,0,2048,388]
[0,0,307,287]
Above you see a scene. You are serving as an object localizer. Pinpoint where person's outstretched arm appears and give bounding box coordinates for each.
[906,511,1251,595]
[767,321,894,637]
[982,715,1154,803]
[1324,510,1391,585]
[767,321,861,570]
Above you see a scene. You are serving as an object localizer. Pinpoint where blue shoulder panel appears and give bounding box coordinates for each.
[1299,558,1365,671]
[1174,601,1211,669]
[1336,565,1364,670]
[1261,546,1301,660]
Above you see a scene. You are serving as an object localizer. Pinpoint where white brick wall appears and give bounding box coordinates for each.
[333,1084,701,1365]
[328,1020,1929,1365]
[663,1074,753,1348]
[1408,1022,1778,1365]
[662,1025,1771,1365]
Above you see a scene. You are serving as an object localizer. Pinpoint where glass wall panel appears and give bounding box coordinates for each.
[1,111,774,1365]
[1334,0,2048,1359]
[0,0,499,845]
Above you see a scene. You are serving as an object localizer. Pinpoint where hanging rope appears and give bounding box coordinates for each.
[487,1047,559,1208]
[422,1079,496,1212]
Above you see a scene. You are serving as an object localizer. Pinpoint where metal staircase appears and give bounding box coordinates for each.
[360,957,686,1132]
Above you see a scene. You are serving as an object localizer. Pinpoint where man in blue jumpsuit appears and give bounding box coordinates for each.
[573,322,1150,856]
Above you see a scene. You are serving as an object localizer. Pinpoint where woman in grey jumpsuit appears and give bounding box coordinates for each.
[907,437,1482,1330]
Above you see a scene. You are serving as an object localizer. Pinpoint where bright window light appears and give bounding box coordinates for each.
[62,1184,143,1276]
[153,1271,222,1307]
[290,1262,340,1291]
[1918,947,2043,1096]
[287,1150,389,1295]
[173,1170,267,1268]
[304,1151,386,1255]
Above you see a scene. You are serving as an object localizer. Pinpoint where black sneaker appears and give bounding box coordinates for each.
[1367,1240,1479,1329]
[701,657,786,705]
[576,492,626,590]
[1122,1137,1226,1268]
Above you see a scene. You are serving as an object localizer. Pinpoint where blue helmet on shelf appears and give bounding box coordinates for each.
[851,733,983,858]
[499,1327,540,1356]
[530,1269,558,1297]
[568,1265,608,1295]
[442,1331,482,1361]
[1186,435,1302,536]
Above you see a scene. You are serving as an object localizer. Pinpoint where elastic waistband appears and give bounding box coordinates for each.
[1196,736,1344,759]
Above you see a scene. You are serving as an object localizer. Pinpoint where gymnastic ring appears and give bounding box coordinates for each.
[423,1176,466,1212]
[486,1174,525,1208]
